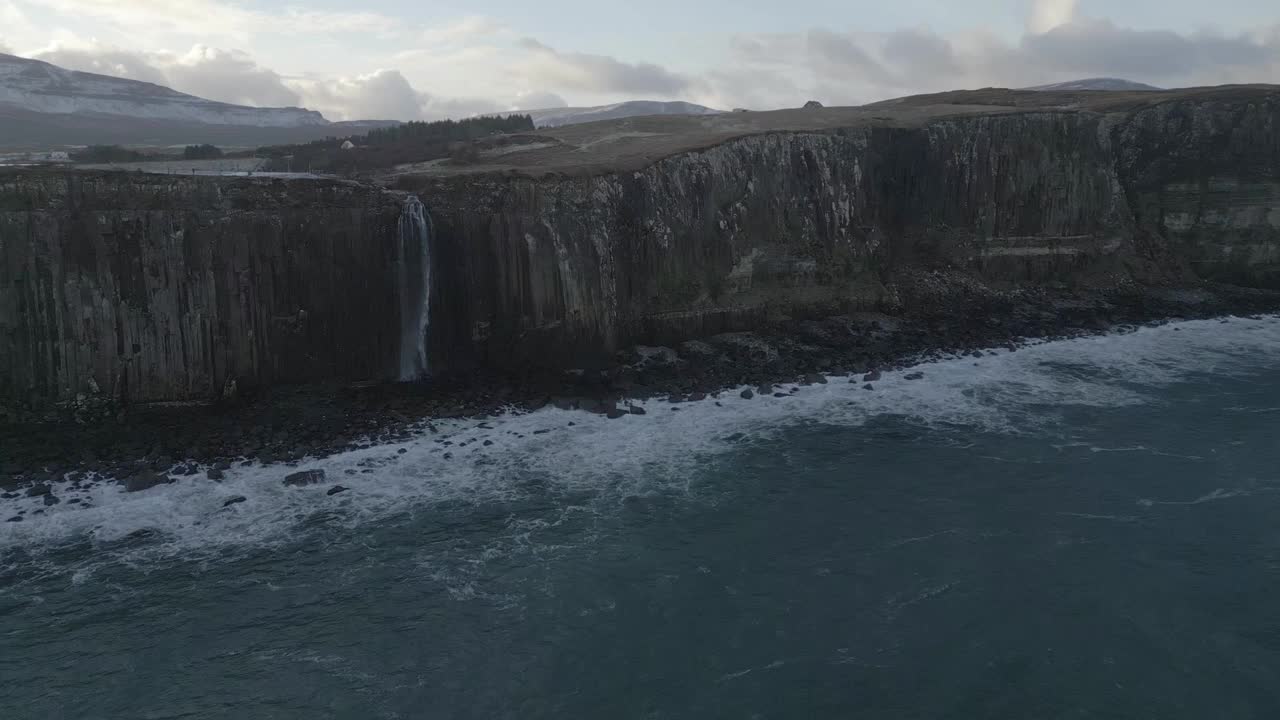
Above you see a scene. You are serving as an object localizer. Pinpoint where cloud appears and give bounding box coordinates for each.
[166,46,301,107]
[422,16,505,45]
[36,45,169,86]
[36,43,301,107]
[805,29,894,85]
[0,0,32,51]
[289,69,423,121]
[33,0,402,45]
[1028,0,1078,35]
[723,14,1280,106]
[28,42,502,121]
[510,91,568,111]
[517,38,693,96]
[1023,20,1274,80]
[288,69,505,121]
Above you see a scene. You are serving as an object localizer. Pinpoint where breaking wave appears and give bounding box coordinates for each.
[3,314,1279,578]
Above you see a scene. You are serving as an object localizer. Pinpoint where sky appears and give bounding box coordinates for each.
[0,0,1276,121]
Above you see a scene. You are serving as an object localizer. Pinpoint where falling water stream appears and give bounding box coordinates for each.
[397,195,432,380]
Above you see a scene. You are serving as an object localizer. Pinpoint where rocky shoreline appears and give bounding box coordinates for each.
[3,282,1279,505]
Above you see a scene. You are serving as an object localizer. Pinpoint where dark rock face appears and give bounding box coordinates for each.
[407,111,1134,376]
[0,173,404,415]
[1113,94,1280,287]
[283,469,326,487]
[3,90,1280,415]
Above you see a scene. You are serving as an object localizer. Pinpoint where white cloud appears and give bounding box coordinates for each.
[29,0,402,47]
[36,44,169,86]
[1029,0,1078,35]
[288,70,423,121]
[6,2,1280,122]
[287,69,505,121]
[36,43,302,107]
[510,91,568,111]
[723,14,1280,106]
[516,38,693,96]
[166,46,302,107]
[0,0,33,51]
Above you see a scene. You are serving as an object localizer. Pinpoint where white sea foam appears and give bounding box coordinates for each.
[2,314,1279,572]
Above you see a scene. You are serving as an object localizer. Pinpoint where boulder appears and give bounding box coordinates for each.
[124,472,168,493]
[327,485,349,496]
[740,389,755,400]
[803,100,824,109]
[863,370,882,382]
[25,483,51,497]
[206,468,225,481]
[223,496,247,507]
[283,469,326,487]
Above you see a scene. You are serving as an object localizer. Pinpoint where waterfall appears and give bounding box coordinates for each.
[397,195,432,380]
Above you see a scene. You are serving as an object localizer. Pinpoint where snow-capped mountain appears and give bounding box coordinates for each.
[0,53,327,128]
[1024,78,1162,92]
[524,101,721,128]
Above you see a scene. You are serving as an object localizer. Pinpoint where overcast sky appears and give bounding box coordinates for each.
[1,0,1276,121]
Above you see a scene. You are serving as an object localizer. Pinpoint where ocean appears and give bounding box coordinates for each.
[4,316,1280,718]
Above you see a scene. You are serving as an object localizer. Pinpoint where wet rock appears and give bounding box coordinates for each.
[607,408,627,419]
[25,483,51,497]
[6,516,20,522]
[864,384,875,390]
[483,439,494,446]
[206,468,225,481]
[628,405,647,415]
[397,448,407,454]
[863,370,882,382]
[214,461,232,471]
[223,496,247,507]
[689,392,708,402]
[124,472,168,493]
[283,469,326,487]
[740,389,755,400]
[804,373,828,385]
[327,485,348,496]
[757,384,773,396]
[905,372,925,380]
[43,494,60,506]
[774,393,789,398]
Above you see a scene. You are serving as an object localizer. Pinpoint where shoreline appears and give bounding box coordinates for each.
[4,283,1280,496]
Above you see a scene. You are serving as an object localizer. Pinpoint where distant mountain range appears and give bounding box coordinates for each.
[0,53,397,150]
[1024,78,1163,92]
[523,101,721,128]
